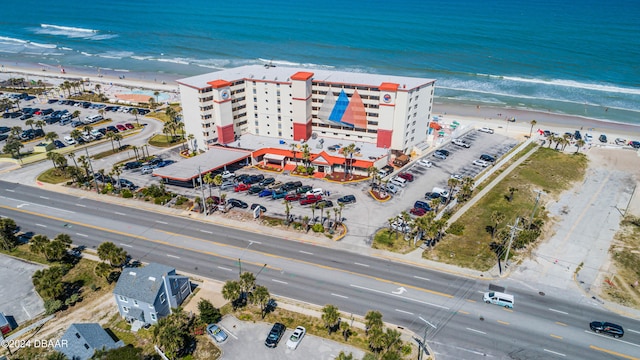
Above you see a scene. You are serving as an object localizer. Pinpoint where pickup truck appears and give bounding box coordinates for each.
[221,170,235,179]
[452,139,471,148]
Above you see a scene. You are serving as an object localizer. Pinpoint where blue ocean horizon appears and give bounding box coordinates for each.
[1,0,639,124]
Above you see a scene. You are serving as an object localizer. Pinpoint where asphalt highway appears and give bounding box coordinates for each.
[1,181,639,360]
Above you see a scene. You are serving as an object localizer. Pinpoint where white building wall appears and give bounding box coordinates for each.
[179,85,207,152]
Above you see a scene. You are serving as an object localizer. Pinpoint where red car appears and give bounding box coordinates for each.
[398,172,414,182]
[300,194,322,205]
[125,123,134,129]
[284,193,301,201]
[234,183,250,192]
[410,207,427,216]
[116,124,127,131]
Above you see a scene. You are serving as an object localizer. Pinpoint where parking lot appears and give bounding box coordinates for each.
[0,255,46,326]
[216,316,365,359]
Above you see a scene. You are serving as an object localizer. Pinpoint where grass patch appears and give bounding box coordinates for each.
[149,134,186,147]
[0,243,50,264]
[424,147,588,271]
[475,142,537,192]
[602,216,640,309]
[372,228,420,254]
[37,167,74,184]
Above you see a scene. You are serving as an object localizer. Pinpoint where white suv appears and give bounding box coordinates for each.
[452,139,471,148]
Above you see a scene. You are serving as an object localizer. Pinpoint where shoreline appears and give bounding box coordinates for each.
[2,61,640,141]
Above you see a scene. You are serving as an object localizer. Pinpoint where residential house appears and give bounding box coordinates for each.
[113,263,191,329]
[55,323,124,360]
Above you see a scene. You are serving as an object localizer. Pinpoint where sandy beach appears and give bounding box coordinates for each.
[2,61,640,143]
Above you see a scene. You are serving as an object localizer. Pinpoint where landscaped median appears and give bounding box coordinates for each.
[423,147,588,271]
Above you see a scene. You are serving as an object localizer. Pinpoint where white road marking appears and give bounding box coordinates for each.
[156,220,168,224]
[466,328,486,335]
[35,223,47,228]
[272,279,288,285]
[200,230,213,234]
[39,196,49,200]
[217,266,233,272]
[75,233,88,237]
[350,284,450,310]
[75,204,86,207]
[354,262,370,267]
[548,308,568,315]
[5,189,14,192]
[331,293,349,299]
[119,243,133,248]
[21,304,30,318]
[167,254,180,259]
[627,328,640,334]
[413,276,431,281]
[299,250,313,255]
[584,330,640,348]
[115,212,126,216]
[543,349,566,357]
[2,196,76,213]
[395,309,414,315]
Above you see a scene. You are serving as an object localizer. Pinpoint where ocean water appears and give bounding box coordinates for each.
[0,0,639,124]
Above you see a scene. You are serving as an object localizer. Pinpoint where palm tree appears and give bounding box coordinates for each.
[546,134,556,148]
[3,137,24,159]
[68,151,78,169]
[490,211,506,239]
[25,119,35,130]
[106,131,117,152]
[112,164,123,189]
[30,234,49,255]
[321,304,340,334]
[83,125,93,136]
[202,172,215,198]
[46,152,61,169]
[98,108,105,119]
[72,110,81,119]
[250,285,270,318]
[507,187,518,202]
[367,166,378,186]
[529,120,537,138]
[301,143,311,167]
[575,139,586,153]
[131,108,139,126]
[447,177,460,203]
[341,143,357,179]
[290,143,298,167]
[222,280,242,310]
[302,215,310,232]
[239,272,256,295]
[10,126,22,137]
[284,200,292,225]
[45,132,58,144]
[113,133,123,150]
[187,133,195,151]
[148,98,157,112]
[94,84,101,96]
[154,91,160,103]
[35,120,46,132]
[163,121,174,142]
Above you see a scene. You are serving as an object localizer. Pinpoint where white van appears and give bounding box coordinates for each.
[483,291,514,308]
[390,177,407,187]
[84,114,103,124]
[432,187,450,199]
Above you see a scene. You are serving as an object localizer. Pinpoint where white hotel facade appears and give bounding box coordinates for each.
[177,65,436,154]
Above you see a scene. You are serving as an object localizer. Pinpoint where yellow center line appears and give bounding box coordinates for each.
[497,320,510,325]
[550,334,563,339]
[458,310,470,315]
[2,205,454,299]
[502,308,513,313]
[555,321,567,326]
[590,345,639,360]
[466,299,476,303]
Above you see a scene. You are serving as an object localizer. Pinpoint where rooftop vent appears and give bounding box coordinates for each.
[148,276,156,281]
[128,271,137,276]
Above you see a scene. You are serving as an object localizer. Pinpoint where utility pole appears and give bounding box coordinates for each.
[198,166,207,216]
[416,316,436,360]
[504,217,522,266]
[85,147,99,194]
[529,190,544,229]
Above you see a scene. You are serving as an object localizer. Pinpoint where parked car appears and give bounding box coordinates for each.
[234,183,250,192]
[424,192,445,203]
[589,321,624,338]
[227,198,248,209]
[574,130,582,140]
[414,201,432,212]
[220,182,235,191]
[284,193,301,201]
[478,127,494,134]
[479,154,496,163]
[296,185,312,195]
[271,190,288,200]
[124,161,143,170]
[432,150,447,159]
[248,185,264,194]
[268,181,283,189]
[141,166,153,175]
[246,174,264,184]
[599,134,608,143]
[221,170,235,179]
[305,188,323,197]
[629,140,640,149]
[282,181,302,191]
[206,324,228,343]
[0,127,11,134]
[383,184,399,194]
[472,159,490,167]
[410,207,427,216]
[417,159,433,167]
[119,179,137,190]
[615,138,626,145]
[450,174,463,180]
[286,326,306,350]
[452,138,471,148]
[300,194,322,205]
[258,189,274,198]
[125,123,134,129]
[315,200,333,208]
[106,125,119,133]
[265,322,286,348]
[53,140,66,148]
[398,172,414,182]
[63,136,76,145]
[337,195,356,204]
[259,177,275,186]
[116,124,127,131]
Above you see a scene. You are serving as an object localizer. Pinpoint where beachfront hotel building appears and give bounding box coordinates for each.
[176,65,436,154]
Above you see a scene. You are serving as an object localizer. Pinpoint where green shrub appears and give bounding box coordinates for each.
[44,299,63,315]
[312,223,324,233]
[175,196,188,206]
[447,222,465,235]
[65,293,81,306]
[121,189,133,198]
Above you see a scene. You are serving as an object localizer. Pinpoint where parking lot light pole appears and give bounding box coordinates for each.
[198,166,207,216]
[416,316,436,360]
[85,147,99,194]
[238,241,254,277]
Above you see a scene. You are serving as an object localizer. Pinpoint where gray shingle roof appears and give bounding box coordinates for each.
[113,263,176,304]
[56,323,122,360]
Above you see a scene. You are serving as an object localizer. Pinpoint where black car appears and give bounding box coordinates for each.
[19,113,33,120]
[259,177,275,186]
[599,134,607,143]
[574,130,582,140]
[630,141,640,149]
[414,200,432,212]
[119,179,137,190]
[53,140,66,148]
[433,149,449,159]
[589,321,624,338]
[47,99,58,104]
[106,125,119,133]
[0,126,10,134]
[246,174,265,184]
[7,112,21,118]
[282,181,302,191]
[0,134,8,142]
[248,185,264,195]
[264,322,286,348]
[227,198,248,209]
[480,154,496,163]
[316,200,334,208]
[235,174,251,183]
[124,161,143,170]
[337,194,356,204]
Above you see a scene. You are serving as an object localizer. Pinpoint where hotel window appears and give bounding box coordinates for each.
[278,131,282,136]
[255,121,259,126]
[253,89,256,94]
[278,124,282,129]
[253,97,257,102]
[254,105,258,110]
[254,114,258,118]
